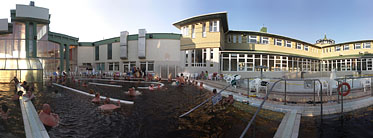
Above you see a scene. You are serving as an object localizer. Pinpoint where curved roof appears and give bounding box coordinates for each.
[173,12,228,32]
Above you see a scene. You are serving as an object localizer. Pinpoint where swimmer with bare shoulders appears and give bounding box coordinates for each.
[92,93,100,104]
[39,104,60,128]
[98,97,120,112]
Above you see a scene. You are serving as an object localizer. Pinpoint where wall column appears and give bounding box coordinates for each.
[59,43,64,73]
[65,44,70,72]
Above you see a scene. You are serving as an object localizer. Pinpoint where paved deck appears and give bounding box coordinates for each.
[200,80,373,116]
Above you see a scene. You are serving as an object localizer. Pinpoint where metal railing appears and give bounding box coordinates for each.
[239,78,323,138]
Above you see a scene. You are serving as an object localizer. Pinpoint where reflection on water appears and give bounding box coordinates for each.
[299,106,373,138]
[0,84,25,138]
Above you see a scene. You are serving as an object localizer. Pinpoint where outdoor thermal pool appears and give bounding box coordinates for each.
[35,78,283,138]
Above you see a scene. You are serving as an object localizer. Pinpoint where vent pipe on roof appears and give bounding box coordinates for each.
[29,1,35,6]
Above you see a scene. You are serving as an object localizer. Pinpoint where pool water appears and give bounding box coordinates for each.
[0,84,25,138]
[2,79,284,138]
[299,105,373,138]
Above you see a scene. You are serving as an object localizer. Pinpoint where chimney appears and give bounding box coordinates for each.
[30,1,35,6]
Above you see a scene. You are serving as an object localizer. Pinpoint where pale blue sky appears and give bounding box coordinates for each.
[1,0,373,43]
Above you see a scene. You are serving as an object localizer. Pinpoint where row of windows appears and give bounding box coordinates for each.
[181,20,219,37]
[327,42,372,53]
[96,61,154,72]
[227,35,311,51]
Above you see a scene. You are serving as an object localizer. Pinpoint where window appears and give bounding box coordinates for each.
[364,42,371,48]
[202,23,206,37]
[344,45,349,50]
[182,26,189,36]
[296,43,302,49]
[355,43,361,49]
[275,39,282,46]
[191,49,206,67]
[248,35,257,44]
[191,25,195,38]
[95,46,99,60]
[304,45,309,51]
[233,35,237,43]
[108,62,119,71]
[140,61,154,72]
[238,35,242,43]
[227,35,232,43]
[109,62,114,71]
[107,43,112,60]
[114,62,119,71]
[285,41,292,48]
[209,20,219,32]
[335,46,341,51]
[123,62,129,72]
[261,37,269,44]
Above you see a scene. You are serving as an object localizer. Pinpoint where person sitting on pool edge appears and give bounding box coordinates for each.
[1,104,9,120]
[12,91,24,101]
[178,74,185,86]
[39,104,60,130]
[98,97,120,111]
[92,93,101,104]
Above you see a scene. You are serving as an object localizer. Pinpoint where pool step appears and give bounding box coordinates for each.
[274,110,301,138]
[18,84,50,138]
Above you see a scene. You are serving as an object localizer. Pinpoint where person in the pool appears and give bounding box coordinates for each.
[23,90,35,102]
[92,93,101,104]
[82,82,88,87]
[98,97,121,111]
[0,104,9,120]
[149,84,154,91]
[39,104,60,129]
[10,76,20,92]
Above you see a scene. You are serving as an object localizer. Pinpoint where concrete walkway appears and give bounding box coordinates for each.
[200,80,373,116]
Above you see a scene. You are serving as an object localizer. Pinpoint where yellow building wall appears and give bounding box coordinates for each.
[180,20,222,50]
[320,42,373,59]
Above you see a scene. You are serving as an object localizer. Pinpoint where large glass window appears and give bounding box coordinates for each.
[107,43,112,60]
[238,35,242,43]
[109,62,114,71]
[233,35,237,43]
[231,54,237,71]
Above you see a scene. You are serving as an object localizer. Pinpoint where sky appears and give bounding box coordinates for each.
[1,0,373,43]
